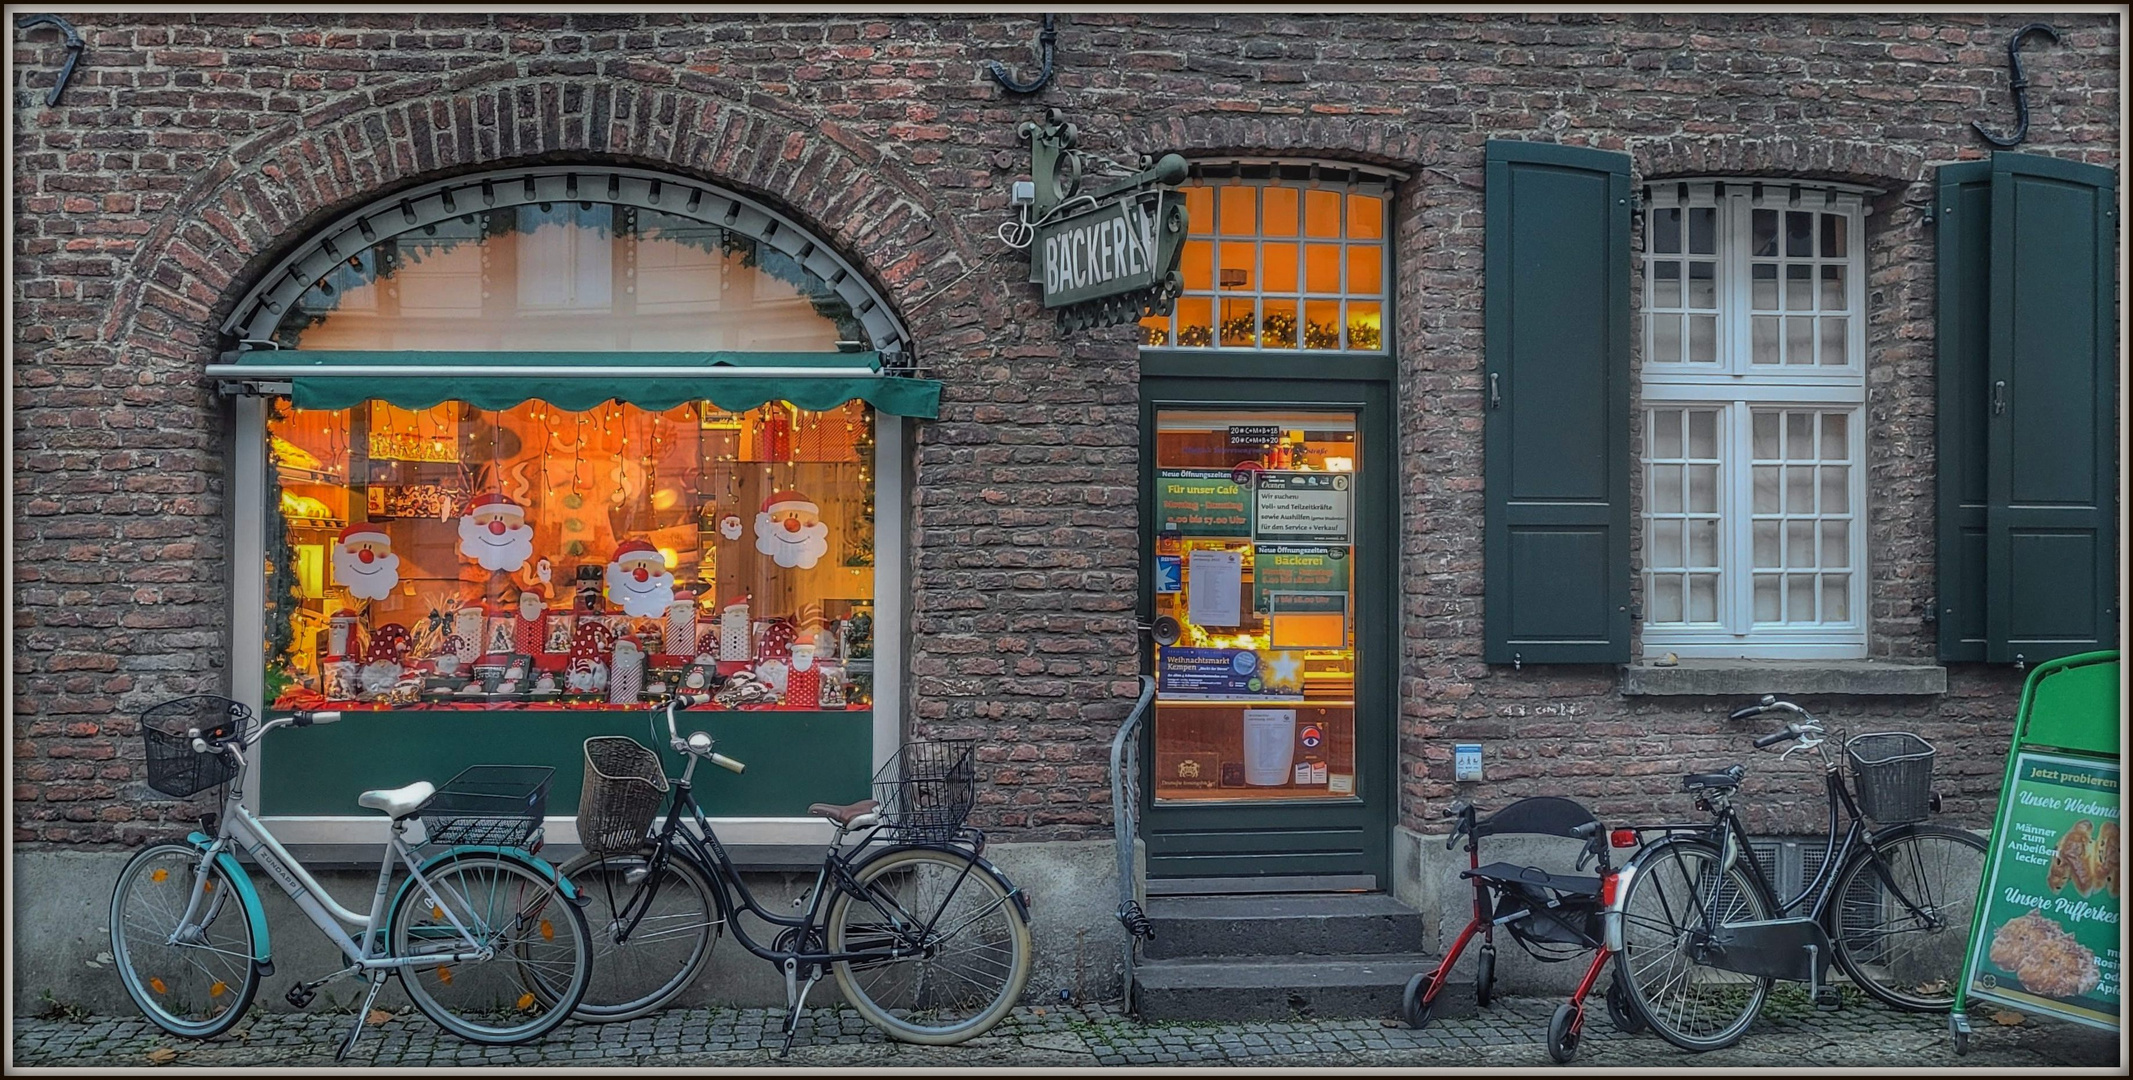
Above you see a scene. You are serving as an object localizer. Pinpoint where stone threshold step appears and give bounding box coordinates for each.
[1133,952,1441,1022]
[1143,893,1425,960]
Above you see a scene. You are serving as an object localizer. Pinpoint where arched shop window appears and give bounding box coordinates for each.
[211,167,935,824]
[1138,162,1397,353]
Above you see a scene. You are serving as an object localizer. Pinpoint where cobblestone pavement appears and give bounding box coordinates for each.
[12,987,2122,1070]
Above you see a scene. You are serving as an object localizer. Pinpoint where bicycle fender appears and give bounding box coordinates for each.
[391,846,582,921]
[185,831,273,972]
[853,844,1031,922]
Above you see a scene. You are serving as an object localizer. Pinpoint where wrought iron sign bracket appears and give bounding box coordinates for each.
[987,14,1057,95]
[1973,22,2059,148]
[14,13,85,107]
[1018,110,1191,332]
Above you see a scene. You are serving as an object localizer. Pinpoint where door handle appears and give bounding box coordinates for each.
[1488,372,1502,410]
[1992,379,2007,416]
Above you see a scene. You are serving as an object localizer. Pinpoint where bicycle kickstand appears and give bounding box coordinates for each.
[779,957,822,1058]
[335,971,391,1062]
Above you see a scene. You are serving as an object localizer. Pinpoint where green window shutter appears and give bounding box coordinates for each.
[1934,162,1992,662]
[1984,153,2119,665]
[1483,140,1633,665]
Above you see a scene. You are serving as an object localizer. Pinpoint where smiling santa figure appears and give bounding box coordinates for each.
[333,522,401,601]
[754,490,830,570]
[603,539,677,619]
[456,492,535,573]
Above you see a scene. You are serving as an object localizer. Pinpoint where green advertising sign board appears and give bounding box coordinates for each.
[1252,545,1350,612]
[1961,751,2120,1028]
[1156,470,1251,538]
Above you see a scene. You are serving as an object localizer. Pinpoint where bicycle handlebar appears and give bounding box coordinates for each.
[1753,726,1798,749]
[656,695,748,773]
[1728,704,1765,722]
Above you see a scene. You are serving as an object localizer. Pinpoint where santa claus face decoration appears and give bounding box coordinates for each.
[456,492,535,572]
[718,514,744,541]
[333,524,401,601]
[603,540,677,618]
[755,490,830,570]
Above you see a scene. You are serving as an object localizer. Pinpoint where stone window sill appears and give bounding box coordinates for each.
[1618,658,1947,697]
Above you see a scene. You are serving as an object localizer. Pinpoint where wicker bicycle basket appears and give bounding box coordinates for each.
[577,737,669,858]
[139,696,251,798]
[418,765,554,848]
[1845,731,1937,825]
[872,740,977,840]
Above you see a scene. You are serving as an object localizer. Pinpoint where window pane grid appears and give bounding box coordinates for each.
[1642,407,1725,626]
[1143,178,1389,352]
[1748,408,1854,627]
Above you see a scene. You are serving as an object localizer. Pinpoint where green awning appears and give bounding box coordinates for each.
[209,350,941,419]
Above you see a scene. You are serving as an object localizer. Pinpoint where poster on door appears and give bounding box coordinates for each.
[1156,470,1251,537]
[1254,471,1350,543]
[1962,750,2119,1030]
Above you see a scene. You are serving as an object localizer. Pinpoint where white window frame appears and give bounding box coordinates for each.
[236,397,905,847]
[1640,179,1874,659]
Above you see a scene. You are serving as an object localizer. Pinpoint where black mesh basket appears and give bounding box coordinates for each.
[139,696,251,798]
[872,740,977,840]
[577,737,668,858]
[1846,731,1937,825]
[419,765,554,849]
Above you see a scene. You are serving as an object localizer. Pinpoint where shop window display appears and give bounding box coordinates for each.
[1150,411,1361,802]
[267,399,875,712]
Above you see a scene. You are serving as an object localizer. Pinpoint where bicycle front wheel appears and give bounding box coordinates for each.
[1828,824,1987,1011]
[109,842,261,1039]
[1616,838,1774,1052]
[390,852,591,1045]
[825,845,1034,1045]
[555,843,722,1022]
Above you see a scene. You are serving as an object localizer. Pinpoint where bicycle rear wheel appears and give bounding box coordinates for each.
[1615,838,1774,1051]
[825,845,1033,1045]
[555,843,721,1022]
[109,842,260,1039]
[390,852,591,1045]
[1828,824,1987,1011]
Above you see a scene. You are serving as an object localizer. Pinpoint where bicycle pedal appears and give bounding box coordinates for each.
[285,985,316,1009]
[1813,986,1844,1010]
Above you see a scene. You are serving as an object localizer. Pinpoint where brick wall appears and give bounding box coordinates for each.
[12,12,2119,845]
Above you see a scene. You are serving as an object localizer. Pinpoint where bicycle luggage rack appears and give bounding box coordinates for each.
[417,765,553,849]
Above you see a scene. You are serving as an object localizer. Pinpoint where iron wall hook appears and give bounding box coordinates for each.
[1973,22,2060,148]
[987,14,1057,95]
[14,13,85,107]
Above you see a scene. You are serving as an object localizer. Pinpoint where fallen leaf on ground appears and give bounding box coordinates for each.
[367,1008,393,1026]
[1992,1010,2025,1026]
[1032,1007,1046,1017]
[1380,1018,1404,1028]
[146,1047,178,1064]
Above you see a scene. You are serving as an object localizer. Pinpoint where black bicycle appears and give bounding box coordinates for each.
[1610,696,1987,1052]
[551,694,1032,1053]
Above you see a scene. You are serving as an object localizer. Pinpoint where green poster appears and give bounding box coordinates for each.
[1156,470,1251,537]
[1962,750,2120,1029]
[1252,545,1350,612]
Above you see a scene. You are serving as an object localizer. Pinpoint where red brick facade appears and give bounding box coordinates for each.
[12,13,2121,846]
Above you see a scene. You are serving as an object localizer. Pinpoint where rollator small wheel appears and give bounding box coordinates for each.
[1402,972,1435,1030]
[1547,1002,1582,1064]
[1476,947,1495,1008]
[1605,976,1646,1035]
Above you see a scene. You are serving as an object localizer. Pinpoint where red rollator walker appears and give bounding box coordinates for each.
[1402,796,1644,1063]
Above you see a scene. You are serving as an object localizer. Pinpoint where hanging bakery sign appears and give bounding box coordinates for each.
[1017,109,1191,330]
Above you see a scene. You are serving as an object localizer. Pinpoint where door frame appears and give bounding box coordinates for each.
[1136,368,1399,887]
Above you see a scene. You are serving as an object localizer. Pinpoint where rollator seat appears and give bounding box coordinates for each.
[357,781,436,819]
[1463,861,1602,898]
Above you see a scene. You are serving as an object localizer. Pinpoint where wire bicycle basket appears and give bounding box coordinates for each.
[872,740,977,841]
[577,737,669,858]
[1846,731,1937,825]
[139,696,251,798]
[418,765,554,849]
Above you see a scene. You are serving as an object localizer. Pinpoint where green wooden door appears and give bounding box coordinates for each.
[1138,377,1394,886]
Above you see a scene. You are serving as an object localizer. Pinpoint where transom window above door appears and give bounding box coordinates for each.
[1639,179,1876,659]
[1139,162,1399,354]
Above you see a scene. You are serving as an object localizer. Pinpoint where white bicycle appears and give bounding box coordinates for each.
[108,696,593,1059]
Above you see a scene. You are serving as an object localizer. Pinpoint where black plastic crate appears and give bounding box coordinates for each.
[419,765,554,849]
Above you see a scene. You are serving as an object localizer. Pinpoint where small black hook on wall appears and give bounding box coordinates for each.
[987,14,1057,95]
[1973,22,2060,148]
[15,13,85,107]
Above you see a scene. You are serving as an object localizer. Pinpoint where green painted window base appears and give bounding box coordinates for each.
[260,709,873,820]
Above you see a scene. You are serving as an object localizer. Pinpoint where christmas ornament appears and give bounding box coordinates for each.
[754,490,830,569]
[718,513,744,541]
[786,644,820,708]
[333,522,400,600]
[664,591,699,656]
[609,638,645,704]
[451,603,486,663]
[604,539,677,618]
[366,623,411,665]
[456,491,536,573]
[514,590,548,654]
[714,670,780,708]
[328,609,361,658]
[719,597,753,663]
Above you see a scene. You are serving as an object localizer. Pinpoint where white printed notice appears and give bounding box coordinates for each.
[1187,548,1244,627]
[1254,471,1352,543]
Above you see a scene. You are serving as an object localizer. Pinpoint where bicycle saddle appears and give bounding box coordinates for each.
[358,781,436,819]
[807,798,881,826]
[1681,764,1746,792]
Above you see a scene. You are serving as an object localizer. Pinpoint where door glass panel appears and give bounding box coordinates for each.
[1152,409,1359,803]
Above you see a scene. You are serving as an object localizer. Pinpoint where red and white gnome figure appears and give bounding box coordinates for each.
[456,492,535,573]
[333,522,401,601]
[754,490,830,569]
[603,539,677,619]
